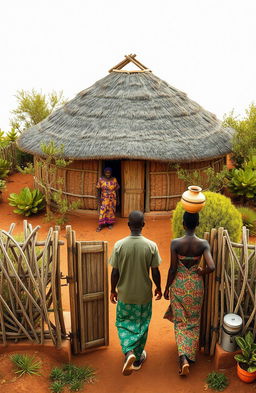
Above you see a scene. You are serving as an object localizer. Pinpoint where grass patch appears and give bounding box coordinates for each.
[50,363,95,392]
[206,371,229,391]
[10,353,41,377]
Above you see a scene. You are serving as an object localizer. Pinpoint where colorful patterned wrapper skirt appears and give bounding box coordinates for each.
[98,196,116,225]
[164,263,204,362]
[116,300,152,361]
[96,177,119,226]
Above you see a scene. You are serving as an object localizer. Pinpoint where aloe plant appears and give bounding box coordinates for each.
[228,167,256,199]
[237,207,256,236]
[9,187,45,216]
[0,158,11,179]
[0,179,6,191]
[6,128,18,142]
[235,331,256,372]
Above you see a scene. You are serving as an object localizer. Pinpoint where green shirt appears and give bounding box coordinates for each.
[109,235,161,304]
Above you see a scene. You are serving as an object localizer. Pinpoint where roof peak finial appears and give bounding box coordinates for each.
[108,54,151,73]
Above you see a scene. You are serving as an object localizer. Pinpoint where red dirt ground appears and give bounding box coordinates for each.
[0,173,256,393]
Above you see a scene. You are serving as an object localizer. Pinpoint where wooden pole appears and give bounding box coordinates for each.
[210,227,223,355]
[66,225,79,354]
[145,161,150,212]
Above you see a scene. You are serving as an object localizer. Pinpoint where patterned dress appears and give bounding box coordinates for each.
[96,177,119,226]
[116,300,152,360]
[164,255,204,362]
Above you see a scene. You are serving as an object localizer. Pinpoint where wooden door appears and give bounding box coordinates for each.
[121,160,145,217]
[67,226,109,354]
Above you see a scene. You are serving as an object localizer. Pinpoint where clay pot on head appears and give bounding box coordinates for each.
[237,363,256,383]
[181,185,206,213]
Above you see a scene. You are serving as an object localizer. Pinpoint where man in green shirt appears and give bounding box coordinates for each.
[110,210,162,376]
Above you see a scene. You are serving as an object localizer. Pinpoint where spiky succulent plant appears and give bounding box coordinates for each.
[9,187,45,216]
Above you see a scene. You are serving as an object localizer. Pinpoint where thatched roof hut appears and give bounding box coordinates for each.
[17,54,233,216]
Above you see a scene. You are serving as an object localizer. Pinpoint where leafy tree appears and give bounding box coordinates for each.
[223,104,256,166]
[10,89,66,133]
[176,165,229,193]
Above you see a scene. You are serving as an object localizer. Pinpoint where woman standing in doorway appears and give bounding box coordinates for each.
[164,212,215,376]
[96,167,120,232]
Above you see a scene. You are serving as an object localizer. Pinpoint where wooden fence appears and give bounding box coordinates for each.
[201,226,256,355]
[0,142,17,171]
[0,221,66,347]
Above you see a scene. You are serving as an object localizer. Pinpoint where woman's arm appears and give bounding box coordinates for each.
[164,241,178,300]
[197,241,215,276]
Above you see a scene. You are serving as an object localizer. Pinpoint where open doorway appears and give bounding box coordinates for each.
[102,160,122,214]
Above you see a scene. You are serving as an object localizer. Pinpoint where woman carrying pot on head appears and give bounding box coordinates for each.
[96,167,120,232]
[164,212,215,376]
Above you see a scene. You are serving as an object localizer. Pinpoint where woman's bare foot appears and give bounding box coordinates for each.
[179,355,190,376]
[108,224,113,230]
[96,226,102,232]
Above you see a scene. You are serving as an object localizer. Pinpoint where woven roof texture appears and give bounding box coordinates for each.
[17,70,233,162]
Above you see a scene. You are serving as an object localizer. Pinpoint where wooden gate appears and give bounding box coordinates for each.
[66,226,109,354]
[121,160,145,217]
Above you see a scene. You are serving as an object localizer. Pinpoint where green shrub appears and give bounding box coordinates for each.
[173,191,242,242]
[228,167,256,199]
[0,158,11,179]
[206,371,229,391]
[9,187,45,216]
[10,354,41,376]
[237,206,256,236]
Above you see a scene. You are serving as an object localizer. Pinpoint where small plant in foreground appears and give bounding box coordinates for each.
[206,371,229,391]
[49,363,95,392]
[9,187,45,216]
[70,380,83,391]
[235,331,256,372]
[50,381,64,393]
[10,353,41,376]
[50,367,64,381]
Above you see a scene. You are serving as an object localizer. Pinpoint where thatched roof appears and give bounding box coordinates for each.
[17,55,233,162]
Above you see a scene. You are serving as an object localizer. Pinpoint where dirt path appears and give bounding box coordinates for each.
[0,174,255,393]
